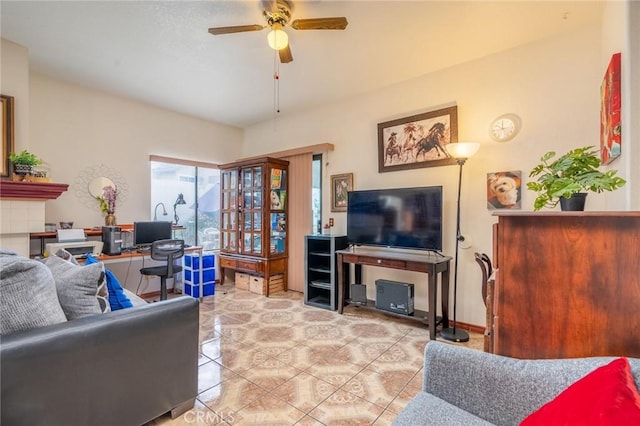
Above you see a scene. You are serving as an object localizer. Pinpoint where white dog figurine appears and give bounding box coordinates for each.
[488,173,520,207]
[270,190,282,209]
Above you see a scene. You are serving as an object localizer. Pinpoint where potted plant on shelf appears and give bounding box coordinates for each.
[9,150,42,178]
[527,146,626,211]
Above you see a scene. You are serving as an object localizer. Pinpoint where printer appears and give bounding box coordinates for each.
[45,229,103,259]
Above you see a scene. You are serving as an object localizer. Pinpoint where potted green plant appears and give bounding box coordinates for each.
[9,149,42,175]
[527,146,626,211]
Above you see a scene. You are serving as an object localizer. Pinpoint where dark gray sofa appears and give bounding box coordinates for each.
[1,296,200,426]
[393,341,640,425]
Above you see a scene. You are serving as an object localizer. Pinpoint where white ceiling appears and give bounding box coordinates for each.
[1,1,604,128]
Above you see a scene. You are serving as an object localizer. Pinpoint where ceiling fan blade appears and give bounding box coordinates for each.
[279,45,293,63]
[208,24,264,35]
[290,17,348,30]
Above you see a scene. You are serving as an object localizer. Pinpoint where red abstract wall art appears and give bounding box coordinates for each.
[600,52,621,165]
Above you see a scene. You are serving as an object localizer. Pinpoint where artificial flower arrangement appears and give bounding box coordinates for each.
[96,185,117,215]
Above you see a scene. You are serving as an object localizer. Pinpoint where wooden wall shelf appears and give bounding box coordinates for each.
[0,180,69,200]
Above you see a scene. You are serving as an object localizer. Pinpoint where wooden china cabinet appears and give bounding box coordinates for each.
[218,157,289,296]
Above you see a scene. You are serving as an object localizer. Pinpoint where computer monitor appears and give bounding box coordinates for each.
[133,221,172,246]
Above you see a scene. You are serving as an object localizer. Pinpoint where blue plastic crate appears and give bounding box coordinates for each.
[184,282,215,298]
[183,254,215,270]
[184,268,215,284]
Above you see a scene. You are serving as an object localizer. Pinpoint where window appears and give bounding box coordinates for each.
[312,154,322,233]
[150,160,220,250]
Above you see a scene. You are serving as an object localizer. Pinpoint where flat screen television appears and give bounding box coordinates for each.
[133,221,172,246]
[347,186,443,251]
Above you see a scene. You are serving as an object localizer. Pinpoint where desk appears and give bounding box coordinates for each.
[30,224,185,257]
[96,246,206,302]
[336,247,451,340]
[31,229,103,256]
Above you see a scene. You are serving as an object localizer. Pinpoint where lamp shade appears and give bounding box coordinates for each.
[174,193,186,206]
[267,24,289,50]
[445,142,480,159]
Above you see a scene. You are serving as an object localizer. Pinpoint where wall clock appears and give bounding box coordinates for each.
[490,114,521,142]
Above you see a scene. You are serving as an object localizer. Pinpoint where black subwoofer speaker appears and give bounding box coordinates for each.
[350,284,367,305]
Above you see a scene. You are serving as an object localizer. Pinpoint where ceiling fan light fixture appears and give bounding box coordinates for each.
[208,0,347,63]
[267,23,289,50]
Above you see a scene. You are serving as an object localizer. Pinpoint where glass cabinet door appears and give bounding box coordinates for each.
[239,165,263,256]
[220,169,238,253]
[269,167,287,255]
[220,160,287,259]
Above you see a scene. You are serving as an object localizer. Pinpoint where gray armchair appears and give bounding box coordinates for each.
[394,341,640,425]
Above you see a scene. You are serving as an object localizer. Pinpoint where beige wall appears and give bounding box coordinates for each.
[243,21,638,327]
[2,39,243,261]
[601,0,636,208]
[2,38,243,231]
[632,1,640,209]
[1,39,35,255]
[27,72,243,228]
[2,2,638,326]
[0,39,29,152]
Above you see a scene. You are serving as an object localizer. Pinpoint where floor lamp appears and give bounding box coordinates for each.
[441,142,480,343]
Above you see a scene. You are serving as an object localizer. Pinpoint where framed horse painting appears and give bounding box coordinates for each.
[377,106,458,173]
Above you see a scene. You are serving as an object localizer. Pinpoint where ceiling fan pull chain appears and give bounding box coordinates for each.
[273,52,281,117]
[276,72,280,114]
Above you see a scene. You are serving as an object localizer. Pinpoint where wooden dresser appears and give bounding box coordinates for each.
[491,211,640,359]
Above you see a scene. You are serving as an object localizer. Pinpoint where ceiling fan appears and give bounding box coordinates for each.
[207,0,348,64]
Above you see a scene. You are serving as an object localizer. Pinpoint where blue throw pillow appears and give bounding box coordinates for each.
[85,254,133,310]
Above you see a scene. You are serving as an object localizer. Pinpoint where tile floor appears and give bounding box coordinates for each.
[149,286,483,426]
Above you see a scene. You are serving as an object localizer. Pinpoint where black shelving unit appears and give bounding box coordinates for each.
[304,234,348,310]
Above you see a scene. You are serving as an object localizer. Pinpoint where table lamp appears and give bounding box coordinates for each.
[153,202,168,221]
[173,193,186,225]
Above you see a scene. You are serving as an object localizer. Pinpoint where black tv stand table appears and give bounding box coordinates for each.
[336,247,451,340]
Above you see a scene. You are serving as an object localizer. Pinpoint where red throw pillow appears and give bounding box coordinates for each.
[520,357,640,425]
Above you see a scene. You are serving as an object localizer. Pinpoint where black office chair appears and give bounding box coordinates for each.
[140,239,185,301]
